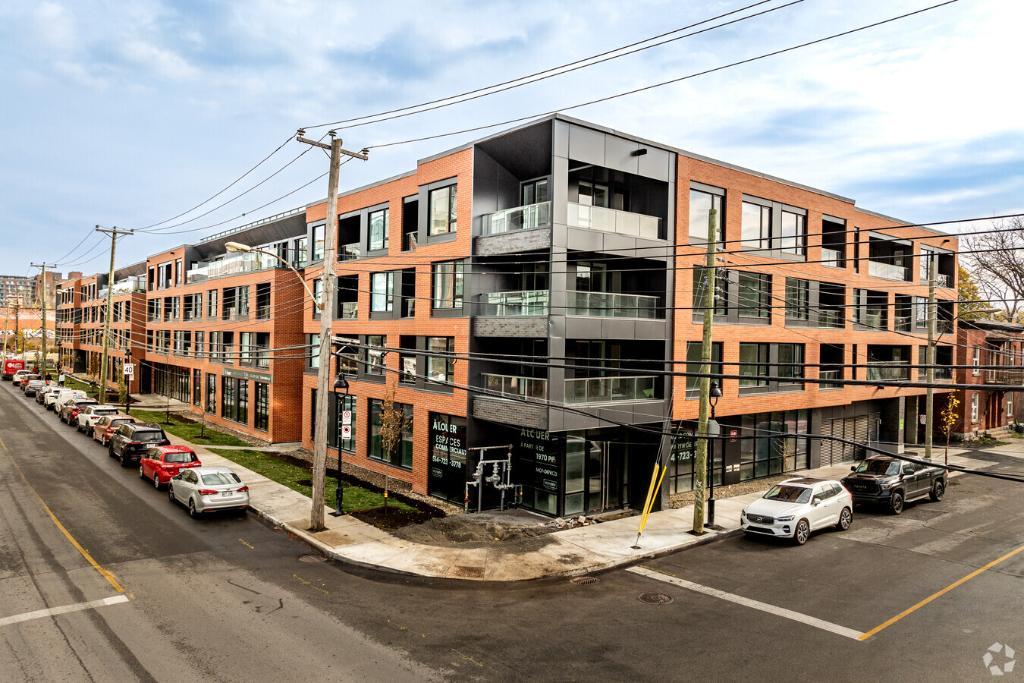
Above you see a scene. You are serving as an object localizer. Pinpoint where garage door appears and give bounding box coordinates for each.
[822,414,878,465]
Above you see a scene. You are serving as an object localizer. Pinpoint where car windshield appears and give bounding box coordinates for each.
[95,408,117,415]
[763,485,812,504]
[110,419,131,428]
[853,460,901,476]
[201,472,241,486]
[134,431,165,443]
[165,452,194,464]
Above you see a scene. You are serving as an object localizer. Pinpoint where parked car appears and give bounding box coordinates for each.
[11,369,31,386]
[18,373,40,391]
[140,445,201,488]
[92,414,137,446]
[108,422,170,467]
[59,398,97,424]
[741,477,853,545]
[50,388,87,412]
[3,358,25,380]
[168,466,249,517]
[37,386,60,405]
[76,404,120,433]
[24,378,46,397]
[841,456,947,514]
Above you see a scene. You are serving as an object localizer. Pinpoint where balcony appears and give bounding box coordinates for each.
[481,373,548,400]
[477,290,549,317]
[187,252,278,283]
[867,361,910,381]
[819,368,843,389]
[821,248,843,267]
[935,272,953,288]
[568,291,659,319]
[567,203,660,241]
[481,201,551,236]
[868,261,909,281]
[985,369,1024,385]
[564,375,659,404]
[110,277,144,295]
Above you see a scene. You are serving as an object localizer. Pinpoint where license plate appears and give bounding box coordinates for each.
[221,491,232,497]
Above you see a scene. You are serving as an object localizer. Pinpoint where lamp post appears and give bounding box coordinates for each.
[706,380,723,528]
[330,375,350,517]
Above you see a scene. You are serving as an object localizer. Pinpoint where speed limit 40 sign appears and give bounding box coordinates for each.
[123,363,135,378]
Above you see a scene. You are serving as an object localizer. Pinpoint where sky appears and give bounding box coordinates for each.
[0,0,1021,278]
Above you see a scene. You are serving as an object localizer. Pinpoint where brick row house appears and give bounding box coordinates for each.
[55,115,961,516]
[955,320,1024,438]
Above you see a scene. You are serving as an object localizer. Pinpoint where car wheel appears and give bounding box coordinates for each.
[929,480,945,502]
[890,491,905,515]
[836,507,853,531]
[119,453,130,468]
[138,465,145,479]
[793,519,810,545]
[108,444,115,458]
[168,485,176,504]
[188,499,199,518]
[152,472,161,489]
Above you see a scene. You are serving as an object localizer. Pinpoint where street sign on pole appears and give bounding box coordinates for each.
[340,425,351,439]
[123,363,135,378]
[341,409,352,426]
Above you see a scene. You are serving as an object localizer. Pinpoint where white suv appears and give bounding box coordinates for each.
[741,477,853,545]
[76,405,120,433]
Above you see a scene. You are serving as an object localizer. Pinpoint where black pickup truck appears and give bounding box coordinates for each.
[840,456,947,514]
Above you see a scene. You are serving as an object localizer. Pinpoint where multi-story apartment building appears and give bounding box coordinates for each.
[52,115,960,517]
[298,115,958,516]
[0,271,61,308]
[955,320,1024,437]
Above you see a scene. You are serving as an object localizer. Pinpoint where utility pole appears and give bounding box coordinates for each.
[13,301,20,354]
[692,207,718,535]
[2,305,9,356]
[924,251,937,460]
[30,262,55,376]
[96,226,133,402]
[296,129,368,532]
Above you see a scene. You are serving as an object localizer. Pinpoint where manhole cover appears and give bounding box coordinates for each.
[570,576,599,585]
[638,592,673,605]
[298,554,326,564]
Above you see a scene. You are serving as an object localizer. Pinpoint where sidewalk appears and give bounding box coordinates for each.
[168,429,1020,582]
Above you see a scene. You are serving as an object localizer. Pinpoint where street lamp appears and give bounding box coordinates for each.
[706,381,723,528]
[330,374,349,517]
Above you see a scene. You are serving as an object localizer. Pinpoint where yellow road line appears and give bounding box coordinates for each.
[0,435,126,594]
[859,543,1024,641]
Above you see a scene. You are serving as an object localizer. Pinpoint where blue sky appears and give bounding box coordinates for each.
[0,0,1020,276]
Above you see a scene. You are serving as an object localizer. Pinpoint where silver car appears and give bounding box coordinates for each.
[24,379,46,397]
[168,467,250,518]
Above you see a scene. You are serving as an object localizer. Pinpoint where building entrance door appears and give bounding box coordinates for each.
[585,441,627,513]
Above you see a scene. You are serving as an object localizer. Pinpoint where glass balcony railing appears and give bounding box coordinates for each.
[481,201,551,236]
[481,373,548,400]
[187,252,278,283]
[568,291,660,319]
[567,203,661,240]
[868,260,909,281]
[817,309,844,329]
[819,368,843,389]
[867,361,910,381]
[339,243,360,261]
[857,311,885,329]
[339,301,357,319]
[894,314,912,332]
[985,369,1024,384]
[110,277,145,295]
[935,272,953,288]
[477,290,549,316]
[564,375,659,404]
[821,247,843,267]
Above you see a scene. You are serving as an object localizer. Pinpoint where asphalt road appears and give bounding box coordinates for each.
[2,379,1023,682]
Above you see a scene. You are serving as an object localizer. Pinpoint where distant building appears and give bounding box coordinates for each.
[0,271,62,308]
[954,320,1024,438]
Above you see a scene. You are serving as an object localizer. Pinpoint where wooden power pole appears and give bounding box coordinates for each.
[296,130,368,532]
[96,226,133,401]
[30,262,55,375]
[692,207,718,534]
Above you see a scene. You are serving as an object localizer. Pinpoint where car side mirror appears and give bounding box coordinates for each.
[850,466,856,472]
[812,499,821,507]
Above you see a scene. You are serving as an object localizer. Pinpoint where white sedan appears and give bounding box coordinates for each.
[168,467,250,518]
[741,477,853,545]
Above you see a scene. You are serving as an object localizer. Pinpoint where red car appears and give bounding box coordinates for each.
[139,445,201,489]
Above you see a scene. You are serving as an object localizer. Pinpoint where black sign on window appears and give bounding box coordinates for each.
[428,413,467,503]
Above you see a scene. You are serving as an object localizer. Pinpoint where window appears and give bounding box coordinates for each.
[737,272,771,319]
[366,335,386,375]
[578,180,609,207]
[739,343,769,388]
[206,289,218,318]
[312,278,323,318]
[371,272,394,312]
[427,337,454,384]
[336,336,359,375]
[428,185,457,236]
[692,267,729,317]
[1008,395,1014,418]
[973,347,981,376]
[368,207,389,251]
[685,342,723,397]
[785,279,810,322]
[521,178,549,205]
[255,283,271,320]
[369,400,414,469]
[689,186,724,244]
[777,343,804,385]
[312,223,325,261]
[779,210,805,255]
[306,334,320,371]
[205,373,216,413]
[971,394,979,423]
[192,369,201,407]
[741,201,771,250]
[194,331,204,359]
[221,377,247,424]
[431,261,465,310]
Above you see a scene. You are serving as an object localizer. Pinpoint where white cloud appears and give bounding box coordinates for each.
[121,39,198,80]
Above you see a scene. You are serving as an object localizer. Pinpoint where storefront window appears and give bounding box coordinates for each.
[369,399,413,469]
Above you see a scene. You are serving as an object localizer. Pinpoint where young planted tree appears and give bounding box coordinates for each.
[940,394,961,465]
[378,390,405,514]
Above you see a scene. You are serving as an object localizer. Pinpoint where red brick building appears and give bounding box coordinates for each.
[955,320,1024,438]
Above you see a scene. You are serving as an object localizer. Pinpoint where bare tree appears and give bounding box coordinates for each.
[964,217,1024,322]
[378,389,405,512]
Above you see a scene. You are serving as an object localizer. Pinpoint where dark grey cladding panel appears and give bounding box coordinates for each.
[196,212,308,260]
[563,316,603,340]
[473,317,548,338]
[567,124,606,167]
[633,319,669,340]
[600,318,638,340]
[558,400,669,432]
[605,136,640,176]
[638,146,673,182]
[565,228,672,261]
[562,120,674,181]
[474,228,552,256]
[473,396,548,431]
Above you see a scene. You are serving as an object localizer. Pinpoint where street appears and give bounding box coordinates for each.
[2,380,1023,681]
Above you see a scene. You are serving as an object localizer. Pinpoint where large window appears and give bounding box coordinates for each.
[306,333,320,371]
[685,342,723,397]
[689,186,724,244]
[432,260,465,311]
[192,369,201,406]
[255,382,269,431]
[366,335,386,376]
[368,207,389,251]
[737,272,771,319]
[779,209,805,255]
[428,185,457,236]
[312,223,325,261]
[785,278,810,322]
[692,267,729,317]
[369,400,414,469]
[740,343,805,392]
[205,373,216,413]
[206,289,218,318]
[427,337,454,385]
[741,201,771,250]
[739,343,770,389]
[739,410,810,480]
[371,271,394,312]
[741,197,807,256]
[221,376,248,425]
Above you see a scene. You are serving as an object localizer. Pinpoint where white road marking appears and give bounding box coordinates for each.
[627,566,865,641]
[0,595,130,628]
